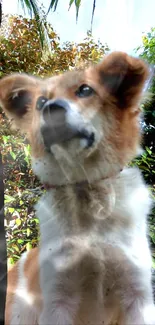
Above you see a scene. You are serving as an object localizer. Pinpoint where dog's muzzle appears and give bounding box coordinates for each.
[36,97,95,150]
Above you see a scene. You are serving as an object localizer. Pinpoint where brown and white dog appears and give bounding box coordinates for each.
[0,52,155,325]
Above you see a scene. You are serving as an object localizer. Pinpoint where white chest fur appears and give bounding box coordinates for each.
[35,167,154,325]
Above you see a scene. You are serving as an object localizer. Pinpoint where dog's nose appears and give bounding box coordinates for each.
[42,99,69,124]
[41,98,80,148]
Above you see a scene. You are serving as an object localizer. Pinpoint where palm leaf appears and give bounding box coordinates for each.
[47,0,59,15]
[68,0,74,10]
[75,0,81,21]
[91,0,96,31]
[47,0,97,28]
[46,0,80,21]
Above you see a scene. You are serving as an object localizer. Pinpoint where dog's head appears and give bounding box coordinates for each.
[0,52,149,185]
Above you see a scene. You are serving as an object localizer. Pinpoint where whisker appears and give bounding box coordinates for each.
[78,162,90,184]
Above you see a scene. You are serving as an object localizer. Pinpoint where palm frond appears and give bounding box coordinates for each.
[47,0,97,28]
[91,0,96,32]
[68,0,74,10]
[75,0,81,22]
[47,0,59,15]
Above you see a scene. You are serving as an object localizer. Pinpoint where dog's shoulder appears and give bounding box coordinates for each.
[113,167,152,229]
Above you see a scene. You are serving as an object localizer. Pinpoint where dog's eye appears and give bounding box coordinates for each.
[75,84,95,98]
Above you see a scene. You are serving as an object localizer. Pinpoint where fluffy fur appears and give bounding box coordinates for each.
[0,51,155,325]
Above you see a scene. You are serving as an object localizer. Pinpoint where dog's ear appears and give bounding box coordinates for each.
[97,52,149,109]
[0,74,40,131]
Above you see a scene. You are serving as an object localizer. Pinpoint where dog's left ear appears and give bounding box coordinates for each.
[0,73,40,131]
[97,52,149,109]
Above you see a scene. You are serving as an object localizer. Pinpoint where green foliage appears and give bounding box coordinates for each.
[0,15,108,265]
[0,113,41,265]
[136,28,155,259]
[2,0,90,52]
[0,15,108,78]
[138,28,155,64]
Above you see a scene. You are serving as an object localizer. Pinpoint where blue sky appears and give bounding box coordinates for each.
[3,0,155,54]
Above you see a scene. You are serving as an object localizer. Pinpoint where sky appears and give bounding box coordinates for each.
[3,0,155,54]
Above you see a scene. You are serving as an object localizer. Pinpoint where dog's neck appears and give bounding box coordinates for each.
[37,172,121,245]
[43,169,123,191]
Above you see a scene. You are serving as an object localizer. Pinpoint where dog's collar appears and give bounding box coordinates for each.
[42,169,123,190]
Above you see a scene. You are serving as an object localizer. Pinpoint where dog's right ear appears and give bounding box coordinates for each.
[97,52,149,109]
[0,74,40,131]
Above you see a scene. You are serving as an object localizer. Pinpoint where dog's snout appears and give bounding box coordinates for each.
[39,97,95,150]
[41,98,79,148]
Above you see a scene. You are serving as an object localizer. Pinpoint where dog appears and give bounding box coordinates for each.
[0,51,155,325]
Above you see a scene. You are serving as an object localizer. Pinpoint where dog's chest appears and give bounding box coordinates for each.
[38,231,129,325]
[38,221,131,298]
[37,168,151,314]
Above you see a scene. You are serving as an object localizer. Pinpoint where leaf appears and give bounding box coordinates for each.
[145,146,152,155]
[24,144,30,157]
[152,258,155,269]
[47,0,59,15]
[13,244,20,252]
[32,218,40,224]
[8,207,15,213]
[15,219,22,226]
[75,0,81,21]
[12,254,20,259]
[26,242,32,251]
[17,239,24,244]
[5,195,15,203]
[27,228,31,236]
[91,0,96,31]
[2,135,9,144]
[10,151,16,160]
[8,257,15,267]
[68,0,74,10]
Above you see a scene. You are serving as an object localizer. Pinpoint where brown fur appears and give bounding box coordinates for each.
[5,263,18,325]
